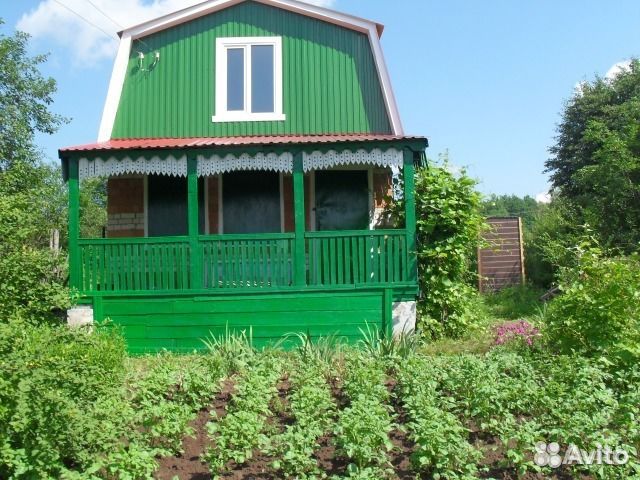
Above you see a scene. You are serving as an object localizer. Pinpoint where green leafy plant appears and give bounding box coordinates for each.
[543,238,640,365]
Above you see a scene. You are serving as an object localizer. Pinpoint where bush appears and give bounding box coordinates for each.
[543,240,640,365]
[412,161,487,339]
[0,163,69,322]
[0,318,129,478]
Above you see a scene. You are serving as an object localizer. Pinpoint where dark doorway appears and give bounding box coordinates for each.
[315,170,369,231]
[222,172,281,234]
[147,175,204,236]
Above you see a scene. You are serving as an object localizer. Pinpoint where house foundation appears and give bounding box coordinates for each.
[67,305,94,328]
[392,301,416,337]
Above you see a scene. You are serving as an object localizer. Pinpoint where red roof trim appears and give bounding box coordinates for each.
[59,134,427,154]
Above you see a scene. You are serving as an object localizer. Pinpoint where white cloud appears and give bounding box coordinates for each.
[535,191,551,204]
[605,60,632,81]
[17,0,337,67]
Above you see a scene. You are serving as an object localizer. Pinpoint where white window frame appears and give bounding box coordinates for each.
[212,36,285,123]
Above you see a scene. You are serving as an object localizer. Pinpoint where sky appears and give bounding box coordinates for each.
[2,0,640,198]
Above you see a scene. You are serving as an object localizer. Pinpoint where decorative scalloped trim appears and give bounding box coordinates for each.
[77,148,401,180]
[197,152,293,175]
[302,148,403,172]
[78,155,187,180]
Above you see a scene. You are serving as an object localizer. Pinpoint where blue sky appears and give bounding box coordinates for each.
[3,0,640,197]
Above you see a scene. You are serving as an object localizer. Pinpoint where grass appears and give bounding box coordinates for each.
[421,284,544,356]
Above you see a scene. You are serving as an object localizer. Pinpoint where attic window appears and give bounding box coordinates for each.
[213,37,285,123]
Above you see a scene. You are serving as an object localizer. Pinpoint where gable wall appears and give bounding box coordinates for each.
[111,1,392,138]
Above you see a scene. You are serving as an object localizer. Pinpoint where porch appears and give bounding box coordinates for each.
[60,135,426,350]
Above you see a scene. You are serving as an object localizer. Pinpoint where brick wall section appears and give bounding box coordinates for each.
[106,176,144,237]
[478,217,525,292]
[207,175,219,234]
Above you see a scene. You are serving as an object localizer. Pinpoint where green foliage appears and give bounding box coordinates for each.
[543,240,640,364]
[433,351,640,478]
[267,357,336,478]
[0,162,69,321]
[79,178,107,239]
[0,319,127,479]
[546,59,640,251]
[385,154,486,339]
[334,353,394,478]
[0,20,67,170]
[482,194,543,229]
[204,354,283,476]
[412,161,487,339]
[398,355,481,479]
[0,22,73,321]
[483,284,544,320]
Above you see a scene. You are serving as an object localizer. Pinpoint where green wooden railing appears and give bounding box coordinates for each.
[78,237,191,293]
[76,229,413,294]
[200,233,294,289]
[306,230,409,286]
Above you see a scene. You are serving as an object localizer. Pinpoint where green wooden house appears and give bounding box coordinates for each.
[59,0,427,353]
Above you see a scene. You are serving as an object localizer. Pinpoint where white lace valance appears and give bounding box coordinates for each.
[302,148,403,172]
[78,155,187,180]
[197,152,293,176]
[77,148,401,180]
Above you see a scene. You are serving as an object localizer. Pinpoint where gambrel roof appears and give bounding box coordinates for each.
[99,0,402,141]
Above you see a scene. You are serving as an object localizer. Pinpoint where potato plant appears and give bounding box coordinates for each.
[266,357,336,478]
[332,352,395,479]
[204,353,283,476]
[397,355,481,479]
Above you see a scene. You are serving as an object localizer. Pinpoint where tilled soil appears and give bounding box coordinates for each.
[154,378,235,480]
[154,375,595,480]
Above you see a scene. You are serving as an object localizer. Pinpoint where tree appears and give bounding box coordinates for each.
[0,20,67,170]
[0,21,69,321]
[545,59,640,251]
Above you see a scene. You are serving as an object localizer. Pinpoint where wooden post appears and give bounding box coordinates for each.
[293,152,306,286]
[403,149,417,281]
[383,288,393,339]
[67,157,81,290]
[187,156,202,289]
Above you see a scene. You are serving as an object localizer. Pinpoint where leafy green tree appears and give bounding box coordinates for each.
[481,194,542,229]
[0,20,66,170]
[0,21,70,321]
[545,59,640,251]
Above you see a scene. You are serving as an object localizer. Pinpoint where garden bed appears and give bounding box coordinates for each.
[148,348,638,480]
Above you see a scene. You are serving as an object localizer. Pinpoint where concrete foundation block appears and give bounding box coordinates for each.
[67,305,94,328]
[392,301,416,337]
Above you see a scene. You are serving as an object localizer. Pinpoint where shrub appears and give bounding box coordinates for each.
[386,157,487,339]
[414,161,487,339]
[543,240,640,365]
[0,318,129,478]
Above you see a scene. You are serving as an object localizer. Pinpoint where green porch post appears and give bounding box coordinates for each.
[187,156,203,289]
[403,149,418,281]
[293,152,306,286]
[67,157,81,290]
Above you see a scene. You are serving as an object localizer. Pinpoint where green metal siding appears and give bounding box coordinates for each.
[100,291,388,353]
[111,1,392,138]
